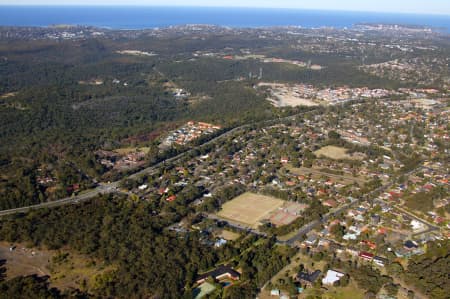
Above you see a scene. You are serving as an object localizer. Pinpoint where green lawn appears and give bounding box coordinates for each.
[321,281,365,299]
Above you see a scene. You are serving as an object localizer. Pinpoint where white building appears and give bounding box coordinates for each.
[138,184,148,190]
[322,270,345,285]
[410,219,426,232]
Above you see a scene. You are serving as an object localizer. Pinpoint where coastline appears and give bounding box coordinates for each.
[0,6,448,32]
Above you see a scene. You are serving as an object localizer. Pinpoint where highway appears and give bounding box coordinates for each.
[0,182,125,217]
[0,188,99,217]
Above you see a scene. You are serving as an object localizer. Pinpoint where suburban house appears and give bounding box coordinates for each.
[343,232,358,240]
[322,270,345,285]
[373,256,389,267]
[166,195,177,202]
[304,234,319,246]
[296,270,322,286]
[270,289,281,296]
[195,265,240,284]
[404,240,419,250]
[214,238,227,247]
[358,251,374,261]
[371,214,381,225]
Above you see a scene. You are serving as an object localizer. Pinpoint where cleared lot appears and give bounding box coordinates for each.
[0,242,51,278]
[0,242,114,291]
[314,145,364,160]
[217,192,284,229]
[287,164,367,186]
[218,230,241,241]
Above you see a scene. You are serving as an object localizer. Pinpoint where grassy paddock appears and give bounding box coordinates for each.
[113,147,150,155]
[217,192,284,229]
[314,145,363,160]
[218,230,241,241]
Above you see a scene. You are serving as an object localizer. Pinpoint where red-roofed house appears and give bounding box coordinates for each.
[423,184,434,191]
[323,199,337,208]
[358,251,374,261]
[166,195,177,202]
[361,240,377,250]
[378,227,387,234]
[434,217,444,224]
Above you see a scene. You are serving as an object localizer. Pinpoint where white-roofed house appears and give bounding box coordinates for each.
[322,270,345,285]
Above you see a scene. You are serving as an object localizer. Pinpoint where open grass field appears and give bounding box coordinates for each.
[217,192,285,229]
[114,147,150,155]
[301,281,365,299]
[314,145,364,160]
[218,230,241,241]
[286,164,367,185]
[277,229,302,242]
[0,241,51,278]
[0,242,114,292]
[50,253,115,291]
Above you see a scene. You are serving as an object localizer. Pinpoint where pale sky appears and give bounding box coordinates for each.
[1,0,450,15]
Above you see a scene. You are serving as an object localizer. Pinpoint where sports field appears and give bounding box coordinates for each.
[314,145,363,160]
[217,192,284,228]
[269,202,307,226]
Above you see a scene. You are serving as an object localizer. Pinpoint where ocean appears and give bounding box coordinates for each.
[0,6,449,32]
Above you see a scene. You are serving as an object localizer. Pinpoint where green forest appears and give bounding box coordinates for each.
[0,194,295,298]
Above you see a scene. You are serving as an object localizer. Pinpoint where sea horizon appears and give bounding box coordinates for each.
[0,5,449,32]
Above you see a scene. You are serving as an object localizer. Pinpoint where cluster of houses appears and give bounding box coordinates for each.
[261,82,398,107]
[162,121,221,147]
[269,269,346,298]
[102,87,450,299]
[361,57,449,86]
[295,269,347,287]
[35,166,80,196]
[96,149,147,171]
[36,167,56,186]
[296,192,442,273]
[120,97,446,245]
[129,98,447,238]
[113,97,448,251]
